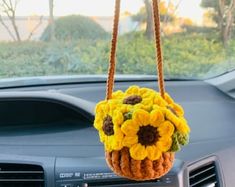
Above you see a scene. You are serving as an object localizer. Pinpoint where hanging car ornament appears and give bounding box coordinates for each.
[94,0,190,181]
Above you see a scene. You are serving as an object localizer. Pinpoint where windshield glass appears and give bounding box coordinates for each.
[0,0,234,80]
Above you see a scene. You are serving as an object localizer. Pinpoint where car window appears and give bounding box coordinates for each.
[0,0,234,80]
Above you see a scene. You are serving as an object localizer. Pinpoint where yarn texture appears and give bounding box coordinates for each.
[94,86,190,180]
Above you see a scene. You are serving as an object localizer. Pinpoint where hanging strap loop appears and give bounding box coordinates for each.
[106,0,121,100]
[152,0,165,98]
[106,0,165,100]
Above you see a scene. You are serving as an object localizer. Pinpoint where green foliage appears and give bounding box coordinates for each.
[0,42,49,77]
[113,32,227,78]
[182,25,216,35]
[41,15,108,41]
[200,0,235,35]
[200,0,219,9]
[201,0,232,9]
[163,33,226,78]
[117,33,156,74]
[206,39,235,76]
[0,32,234,79]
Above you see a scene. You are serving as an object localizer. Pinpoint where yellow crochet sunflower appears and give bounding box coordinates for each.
[153,93,190,135]
[121,108,175,160]
[114,86,156,110]
[94,86,190,158]
[94,100,124,151]
[164,104,190,135]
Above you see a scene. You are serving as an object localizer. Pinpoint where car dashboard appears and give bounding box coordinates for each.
[0,78,234,187]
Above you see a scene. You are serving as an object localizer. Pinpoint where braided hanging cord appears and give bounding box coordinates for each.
[106,0,121,100]
[152,0,165,98]
[106,0,165,100]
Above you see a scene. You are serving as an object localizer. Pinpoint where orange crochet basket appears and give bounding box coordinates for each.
[94,0,190,181]
[106,148,174,180]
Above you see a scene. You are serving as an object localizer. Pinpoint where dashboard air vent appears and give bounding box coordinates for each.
[0,163,44,187]
[189,161,219,187]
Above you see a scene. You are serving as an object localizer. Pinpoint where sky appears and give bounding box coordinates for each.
[16,0,204,24]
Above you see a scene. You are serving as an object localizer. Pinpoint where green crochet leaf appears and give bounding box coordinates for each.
[169,133,181,152]
[176,132,189,146]
[169,131,189,152]
[124,112,132,120]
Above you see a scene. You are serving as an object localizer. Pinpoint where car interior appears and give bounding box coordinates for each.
[0,0,235,187]
[0,71,234,187]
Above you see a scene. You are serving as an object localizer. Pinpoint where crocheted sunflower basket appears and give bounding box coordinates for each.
[93,0,190,181]
[94,86,190,180]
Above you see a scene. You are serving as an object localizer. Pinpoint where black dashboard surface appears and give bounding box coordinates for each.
[0,81,234,159]
[0,80,234,186]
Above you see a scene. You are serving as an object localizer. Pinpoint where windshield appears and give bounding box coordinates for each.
[0,0,234,80]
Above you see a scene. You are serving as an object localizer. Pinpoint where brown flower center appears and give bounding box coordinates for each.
[167,106,178,117]
[123,95,142,105]
[137,125,160,146]
[102,115,114,136]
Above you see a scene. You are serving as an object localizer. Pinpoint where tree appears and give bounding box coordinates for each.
[0,0,21,41]
[0,0,43,41]
[203,9,216,27]
[40,15,107,41]
[144,0,154,39]
[201,0,235,46]
[48,0,55,41]
[27,15,43,40]
[132,0,154,39]
[132,0,179,39]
